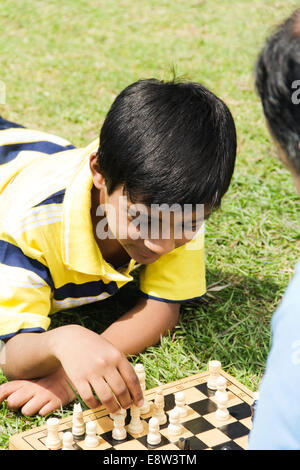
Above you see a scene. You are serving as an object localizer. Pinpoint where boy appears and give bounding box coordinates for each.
[0,78,236,416]
[248,9,300,449]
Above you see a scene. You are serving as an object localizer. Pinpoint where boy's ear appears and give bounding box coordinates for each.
[89,152,106,190]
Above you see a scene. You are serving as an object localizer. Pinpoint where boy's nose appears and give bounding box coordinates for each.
[143,237,175,256]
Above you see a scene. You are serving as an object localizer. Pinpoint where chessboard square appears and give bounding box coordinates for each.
[240,417,253,430]
[164,393,176,412]
[204,411,237,428]
[196,428,230,447]
[100,430,134,447]
[212,440,244,450]
[219,421,250,440]
[182,417,214,434]
[160,426,193,443]
[189,398,217,415]
[228,402,252,420]
[183,387,207,404]
[114,439,147,450]
[196,383,216,398]
[127,419,148,438]
[94,416,114,433]
[77,437,112,450]
[137,433,170,449]
[159,443,180,450]
[234,435,249,450]
[182,436,208,450]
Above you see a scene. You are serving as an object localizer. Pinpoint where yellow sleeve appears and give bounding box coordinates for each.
[0,245,52,340]
[139,229,206,303]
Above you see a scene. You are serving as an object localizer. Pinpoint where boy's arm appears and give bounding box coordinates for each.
[101,296,180,355]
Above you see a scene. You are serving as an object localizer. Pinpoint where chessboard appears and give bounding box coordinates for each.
[9,369,254,451]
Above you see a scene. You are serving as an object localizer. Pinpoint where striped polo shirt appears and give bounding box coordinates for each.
[0,125,206,340]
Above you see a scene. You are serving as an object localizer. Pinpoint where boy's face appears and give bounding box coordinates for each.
[90,153,207,264]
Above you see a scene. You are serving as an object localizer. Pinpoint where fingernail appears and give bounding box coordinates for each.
[137,399,144,407]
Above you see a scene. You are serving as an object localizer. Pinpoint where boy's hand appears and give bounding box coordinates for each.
[50,325,144,413]
[0,367,75,416]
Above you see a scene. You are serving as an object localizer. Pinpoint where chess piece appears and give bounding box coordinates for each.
[207,360,222,390]
[62,431,74,450]
[147,417,161,446]
[84,421,99,448]
[128,404,144,434]
[251,391,259,422]
[72,402,85,437]
[152,388,167,425]
[134,363,150,414]
[215,376,229,420]
[45,417,62,450]
[112,412,127,440]
[167,408,183,437]
[174,391,188,418]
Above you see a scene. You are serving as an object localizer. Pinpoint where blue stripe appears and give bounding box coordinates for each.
[54,280,119,301]
[139,291,207,303]
[34,189,66,207]
[0,327,46,341]
[0,141,76,165]
[0,240,54,290]
[0,117,25,130]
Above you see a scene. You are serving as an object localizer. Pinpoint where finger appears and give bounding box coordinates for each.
[39,400,62,416]
[0,381,26,402]
[76,381,100,409]
[90,376,121,414]
[103,370,133,410]
[21,395,52,416]
[6,387,35,410]
[118,360,144,407]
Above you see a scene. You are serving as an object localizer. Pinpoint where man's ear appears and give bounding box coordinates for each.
[89,152,106,190]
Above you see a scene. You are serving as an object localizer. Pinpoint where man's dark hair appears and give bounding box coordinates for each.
[255,8,300,173]
[96,78,236,210]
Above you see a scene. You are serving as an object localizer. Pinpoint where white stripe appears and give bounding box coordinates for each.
[52,292,112,310]
[14,217,62,237]
[0,128,73,147]
[5,205,63,236]
[0,264,47,289]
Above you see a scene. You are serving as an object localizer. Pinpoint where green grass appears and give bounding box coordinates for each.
[1,0,300,449]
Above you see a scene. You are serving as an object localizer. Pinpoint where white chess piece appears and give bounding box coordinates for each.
[215,376,229,420]
[207,360,222,390]
[62,431,74,450]
[112,413,127,440]
[152,388,167,425]
[167,408,183,437]
[45,417,62,450]
[72,402,85,437]
[128,404,143,434]
[84,421,100,448]
[147,417,161,445]
[174,391,188,418]
[134,363,150,414]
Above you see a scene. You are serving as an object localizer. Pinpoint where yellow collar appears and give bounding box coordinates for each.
[61,139,137,281]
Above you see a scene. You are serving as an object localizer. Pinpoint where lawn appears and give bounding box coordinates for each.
[0,0,299,449]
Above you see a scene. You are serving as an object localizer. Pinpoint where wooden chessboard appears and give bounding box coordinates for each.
[9,370,254,450]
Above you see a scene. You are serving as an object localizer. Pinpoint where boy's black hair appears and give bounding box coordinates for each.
[96,78,236,209]
[255,8,300,173]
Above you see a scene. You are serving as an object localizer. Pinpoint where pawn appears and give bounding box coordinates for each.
[45,417,62,450]
[84,421,99,448]
[167,408,183,437]
[174,391,188,418]
[215,376,229,421]
[147,417,161,446]
[62,431,74,450]
[152,389,167,425]
[112,413,127,441]
[207,360,222,390]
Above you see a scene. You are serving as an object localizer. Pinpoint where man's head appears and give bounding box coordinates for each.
[90,78,237,263]
[255,8,300,193]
